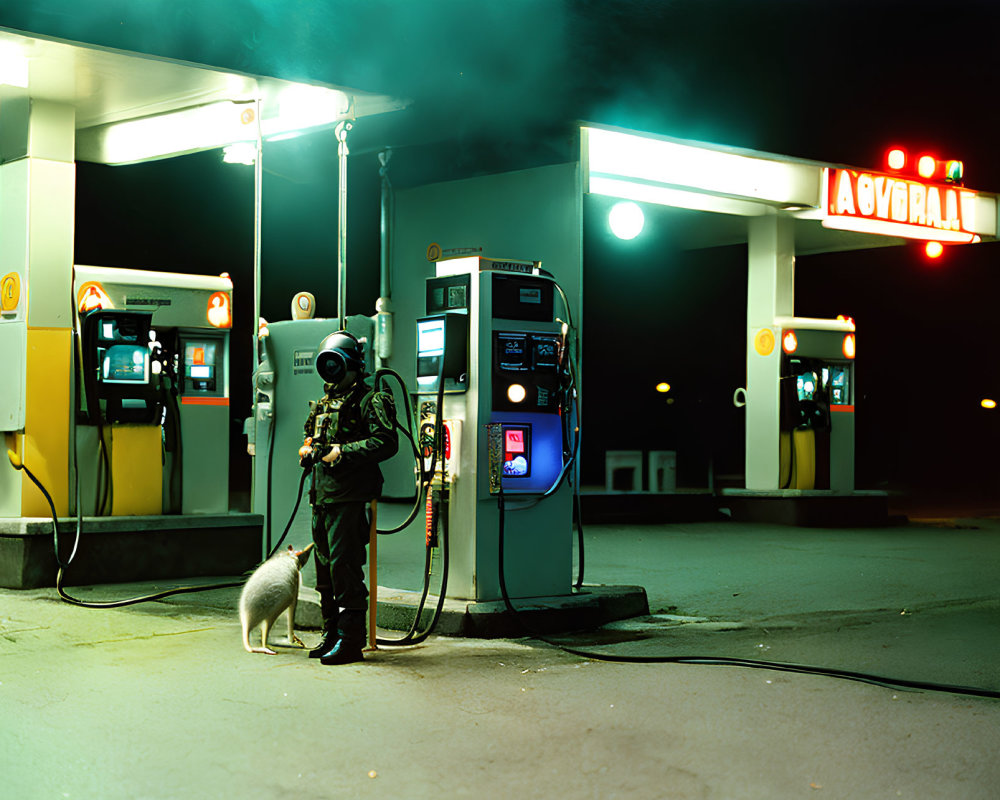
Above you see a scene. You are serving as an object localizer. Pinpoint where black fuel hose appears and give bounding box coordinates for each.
[376,363,450,646]
[8,449,247,608]
[496,485,1000,700]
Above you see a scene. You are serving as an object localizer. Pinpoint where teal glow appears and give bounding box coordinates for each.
[609,201,644,240]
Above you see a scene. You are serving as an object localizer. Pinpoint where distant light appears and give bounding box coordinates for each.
[608,201,645,240]
[655,382,671,393]
[982,399,997,409]
[223,142,257,165]
[887,148,906,170]
[917,155,937,179]
[925,241,944,259]
[782,330,797,354]
[507,383,527,403]
[843,333,856,359]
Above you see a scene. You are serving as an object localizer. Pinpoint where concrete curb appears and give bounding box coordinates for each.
[296,583,649,638]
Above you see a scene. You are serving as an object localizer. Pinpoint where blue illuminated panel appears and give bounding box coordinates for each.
[489,412,563,494]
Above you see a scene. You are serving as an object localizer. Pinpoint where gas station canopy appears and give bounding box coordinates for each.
[0,27,406,165]
[582,124,999,254]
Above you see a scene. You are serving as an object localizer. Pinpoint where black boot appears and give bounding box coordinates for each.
[320,609,366,665]
[308,627,339,659]
[311,567,339,658]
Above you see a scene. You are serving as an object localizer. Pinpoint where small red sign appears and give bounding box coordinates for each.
[505,429,525,454]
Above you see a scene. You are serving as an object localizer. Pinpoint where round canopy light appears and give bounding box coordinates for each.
[609,201,645,240]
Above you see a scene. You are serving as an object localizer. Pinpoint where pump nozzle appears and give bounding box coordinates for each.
[7,449,22,470]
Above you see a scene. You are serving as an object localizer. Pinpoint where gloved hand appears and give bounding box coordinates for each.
[299,440,315,468]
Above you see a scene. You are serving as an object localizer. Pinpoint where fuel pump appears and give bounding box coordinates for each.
[73,265,233,517]
[415,257,578,605]
[76,307,164,516]
[777,318,856,490]
[1,264,246,603]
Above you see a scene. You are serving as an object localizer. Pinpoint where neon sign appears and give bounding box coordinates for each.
[824,168,981,243]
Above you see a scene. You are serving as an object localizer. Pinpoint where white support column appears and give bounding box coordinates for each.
[0,97,76,516]
[745,213,794,490]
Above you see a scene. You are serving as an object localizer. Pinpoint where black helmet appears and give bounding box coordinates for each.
[315,330,365,395]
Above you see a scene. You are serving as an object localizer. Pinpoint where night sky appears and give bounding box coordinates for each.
[10,0,1000,503]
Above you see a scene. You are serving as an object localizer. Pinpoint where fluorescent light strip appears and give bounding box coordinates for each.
[589,175,766,216]
[85,85,351,165]
[585,126,821,208]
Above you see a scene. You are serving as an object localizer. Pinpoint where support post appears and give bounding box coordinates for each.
[744,213,795,490]
[0,97,76,517]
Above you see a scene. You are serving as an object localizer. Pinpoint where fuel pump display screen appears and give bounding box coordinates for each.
[795,370,820,401]
[95,314,151,385]
[102,345,150,384]
[184,340,218,393]
[415,314,469,392]
[493,331,561,413]
[496,332,528,371]
[828,366,850,405]
[531,335,559,371]
[502,425,531,477]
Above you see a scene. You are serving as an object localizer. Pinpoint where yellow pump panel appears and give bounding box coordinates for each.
[791,428,816,490]
[109,424,163,516]
[22,328,71,517]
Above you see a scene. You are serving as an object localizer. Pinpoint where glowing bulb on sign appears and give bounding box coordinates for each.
[608,201,645,240]
[917,155,937,179]
[925,241,944,259]
[887,148,906,170]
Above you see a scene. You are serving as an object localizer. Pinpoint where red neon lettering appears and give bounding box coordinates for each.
[828,169,973,234]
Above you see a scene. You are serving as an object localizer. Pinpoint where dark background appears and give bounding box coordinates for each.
[8,0,1000,505]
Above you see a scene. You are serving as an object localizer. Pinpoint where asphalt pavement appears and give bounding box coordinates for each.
[2,501,998,799]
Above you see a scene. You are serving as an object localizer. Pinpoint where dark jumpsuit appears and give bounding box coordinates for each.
[304,380,398,629]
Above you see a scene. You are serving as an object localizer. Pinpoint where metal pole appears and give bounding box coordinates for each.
[376,148,394,365]
[253,96,264,365]
[367,499,378,652]
[250,96,265,548]
[336,121,352,329]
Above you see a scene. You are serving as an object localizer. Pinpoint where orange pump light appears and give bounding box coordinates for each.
[843,333,856,359]
[77,281,113,313]
[207,291,232,328]
[782,330,797,354]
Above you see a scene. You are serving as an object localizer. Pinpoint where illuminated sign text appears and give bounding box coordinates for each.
[825,168,980,243]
